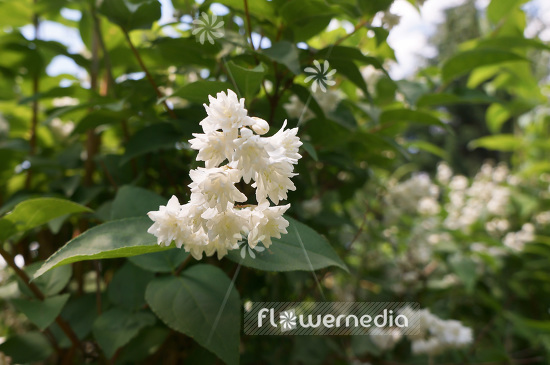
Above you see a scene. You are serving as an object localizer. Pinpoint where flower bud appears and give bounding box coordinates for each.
[250,117,269,135]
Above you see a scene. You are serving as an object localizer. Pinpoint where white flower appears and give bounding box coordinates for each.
[147,196,188,248]
[192,12,225,45]
[253,161,297,204]
[202,206,249,253]
[265,120,302,163]
[247,203,290,248]
[189,131,234,168]
[201,90,252,135]
[233,128,270,183]
[304,60,336,93]
[189,167,246,211]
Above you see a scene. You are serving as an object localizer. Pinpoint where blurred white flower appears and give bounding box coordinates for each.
[192,12,224,45]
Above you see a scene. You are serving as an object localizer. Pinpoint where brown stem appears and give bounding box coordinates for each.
[0,246,84,353]
[25,11,40,190]
[174,255,193,276]
[333,18,369,47]
[121,29,178,119]
[93,260,102,315]
[243,0,255,50]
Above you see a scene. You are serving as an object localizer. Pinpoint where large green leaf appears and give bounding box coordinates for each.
[20,262,72,298]
[173,81,233,104]
[227,216,347,272]
[111,185,166,220]
[129,248,189,273]
[0,198,92,240]
[442,49,526,82]
[12,294,70,330]
[145,264,240,365]
[469,134,523,151]
[0,332,53,364]
[487,0,526,24]
[261,41,301,75]
[379,108,448,129]
[120,123,183,165]
[92,308,155,358]
[99,0,161,31]
[107,262,154,310]
[34,217,171,279]
[225,61,266,101]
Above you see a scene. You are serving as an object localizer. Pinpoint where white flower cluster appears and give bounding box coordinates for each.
[400,307,473,355]
[384,173,440,223]
[443,163,512,233]
[503,223,535,251]
[147,90,302,259]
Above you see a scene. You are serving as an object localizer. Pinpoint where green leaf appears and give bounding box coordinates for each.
[405,140,449,160]
[227,216,347,272]
[0,332,53,363]
[225,61,266,101]
[261,41,301,75]
[0,198,92,240]
[20,262,72,298]
[478,36,550,52]
[289,84,325,118]
[116,326,170,364]
[486,103,511,133]
[442,49,527,82]
[212,0,275,21]
[487,0,526,24]
[469,134,522,151]
[111,185,166,220]
[92,308,155,358]
[302,141,319,161]
[99,0,161,31]
[12,294,70,330]
[416,91,498,107]
[145,264,241,365]
[379,108,448,129]
[129,248,189,273]
[279,0,335,41]
[34,217,171,279]
[357,0,394,15]
[107,262,154,310]
[173,81,233,104]
[449,255,477,293]
[121,123,183,165]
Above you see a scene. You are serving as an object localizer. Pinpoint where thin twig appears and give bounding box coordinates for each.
[243,0,255,51]
[174,254,193,276]
[121,28,178,119]
[0,246,84,353]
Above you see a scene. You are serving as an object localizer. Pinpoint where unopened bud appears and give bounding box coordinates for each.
[250,117,269,135]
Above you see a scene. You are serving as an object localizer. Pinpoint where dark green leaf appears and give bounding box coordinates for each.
[21,262,72,298]
[107,262,154,310]
[0,198,92,240]
[92,308,155,358]
[12,294,70,330]
[227,216,347,272]
[173,81,233,104]
[129,248,189,273]
[0,332,53,363]
[145,264,240,365]
[34,217,172,279]
[379,108,447,129]
[99,0,161,31]
[121,123,183,165]
[225,61,266,101]
[111,185,166,220]
[261,41,301,75]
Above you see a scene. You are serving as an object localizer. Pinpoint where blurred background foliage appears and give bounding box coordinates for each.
[0,0,549,363]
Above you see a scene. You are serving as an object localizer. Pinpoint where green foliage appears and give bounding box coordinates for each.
[0,0,549,363]
[146,265,241,365]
